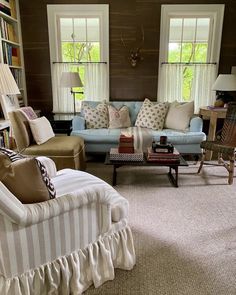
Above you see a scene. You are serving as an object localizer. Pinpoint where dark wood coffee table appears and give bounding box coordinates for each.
[105,153,188,187]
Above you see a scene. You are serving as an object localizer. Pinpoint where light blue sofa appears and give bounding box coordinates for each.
[71,101,206,155]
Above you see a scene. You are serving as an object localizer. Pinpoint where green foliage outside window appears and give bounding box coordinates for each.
[168,42,208,100]
[61,42,100,100]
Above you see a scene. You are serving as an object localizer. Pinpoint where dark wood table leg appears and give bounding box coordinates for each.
[112,165,117,186]
[168,166,179,187]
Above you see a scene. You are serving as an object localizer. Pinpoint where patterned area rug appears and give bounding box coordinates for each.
[85,162,236,295]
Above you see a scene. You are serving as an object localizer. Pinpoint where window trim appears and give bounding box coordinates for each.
[158,4,225,97]
[47,4,109,108]
[47,4,109,63]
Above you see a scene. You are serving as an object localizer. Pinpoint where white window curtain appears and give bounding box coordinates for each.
[158,63,217,113]
[52,63,74,113]
[158,64,184,103]
[84,63,109,101]
[191,64,217,113]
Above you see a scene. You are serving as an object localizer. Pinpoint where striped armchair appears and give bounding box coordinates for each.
[0,164,135,294]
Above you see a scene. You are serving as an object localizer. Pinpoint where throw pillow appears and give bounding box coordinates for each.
[82,103,108,129]
[165,101,194,131]
[135,98,168,130]
[29,116,55,145]
[108,105,131,129]
[0,148,56,203]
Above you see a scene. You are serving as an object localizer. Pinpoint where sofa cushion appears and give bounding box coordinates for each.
[108,105,131,129]
[135,98,168,130]
[165,101,194,131]
[82,102,108,129]
[0,148,56,204]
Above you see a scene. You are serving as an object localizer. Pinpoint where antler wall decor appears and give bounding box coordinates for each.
[121,26,144,68]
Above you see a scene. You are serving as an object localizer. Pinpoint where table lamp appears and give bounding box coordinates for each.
[212,74,236,107]
[0,63,20,118]
[0,63,20,95]
[60,72,83,115]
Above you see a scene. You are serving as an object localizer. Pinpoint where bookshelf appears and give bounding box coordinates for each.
[0,0,27,121]
[0,118,11,148]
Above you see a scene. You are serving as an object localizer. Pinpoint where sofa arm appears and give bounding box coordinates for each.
[189,116,203,132]
[72,115,85,131]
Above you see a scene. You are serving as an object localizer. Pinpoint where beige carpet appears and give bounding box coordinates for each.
[85,162,236,295]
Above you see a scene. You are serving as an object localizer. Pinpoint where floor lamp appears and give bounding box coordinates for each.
[60,72,83,115]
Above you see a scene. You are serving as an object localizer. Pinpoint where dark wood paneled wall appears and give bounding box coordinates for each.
[19,0,236,113]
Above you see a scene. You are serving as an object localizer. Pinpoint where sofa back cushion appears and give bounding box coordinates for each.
[81,101,143,126]
[82,102,108,129]
[135,99,169,130]
[165,101,194,131]
[108,105,131,129]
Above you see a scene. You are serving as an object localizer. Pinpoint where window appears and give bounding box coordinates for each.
[158,5,225,112]
[47,5,109,114]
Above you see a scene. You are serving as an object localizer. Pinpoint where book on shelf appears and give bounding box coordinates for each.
[10,67,22,88]
[11,47,20,66]
[0,17,17,42]
[9,0,16,19]
[2,42,20,66]
[0,2,11,16]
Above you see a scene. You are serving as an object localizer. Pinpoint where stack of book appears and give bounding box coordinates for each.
[110,148,144,161]
[118,134,134,153]
[147,147,180,163]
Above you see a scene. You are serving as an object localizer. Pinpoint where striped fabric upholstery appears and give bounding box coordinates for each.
[0,169,135,294]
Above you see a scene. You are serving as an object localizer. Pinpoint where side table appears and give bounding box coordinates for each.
[48,115,73,136]
[199,107,227,160]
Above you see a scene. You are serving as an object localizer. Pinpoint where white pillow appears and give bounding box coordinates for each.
[165,101,194,131]
[29,116,55,145]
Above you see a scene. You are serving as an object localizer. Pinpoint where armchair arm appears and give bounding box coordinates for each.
[72,115,85,131]
[24,184,128,232]
[189,116,203,132]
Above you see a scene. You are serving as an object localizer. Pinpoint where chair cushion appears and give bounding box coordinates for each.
[108,105,131,129]
[0,148,56,204]
[23,136,84,156]
[29,116,55,145]
[82,102,108,129]
[135,98,168,130]
[165,101,194,131]
[200,140,235,155]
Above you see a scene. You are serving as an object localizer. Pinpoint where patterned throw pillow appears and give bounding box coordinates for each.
[82,103,108,129]
[135,98,168,130]
[0,148,56,203]
[108,105,131,129]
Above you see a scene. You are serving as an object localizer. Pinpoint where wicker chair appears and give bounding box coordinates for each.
[198,102,236,184]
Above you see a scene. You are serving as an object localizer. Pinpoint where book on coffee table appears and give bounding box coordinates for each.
[110,148,144,161]
[147,147,180,162]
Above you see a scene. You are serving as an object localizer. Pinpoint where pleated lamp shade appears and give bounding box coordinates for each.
[212,74,236,91]
[0,63,20,94]
[60,72,83,88]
